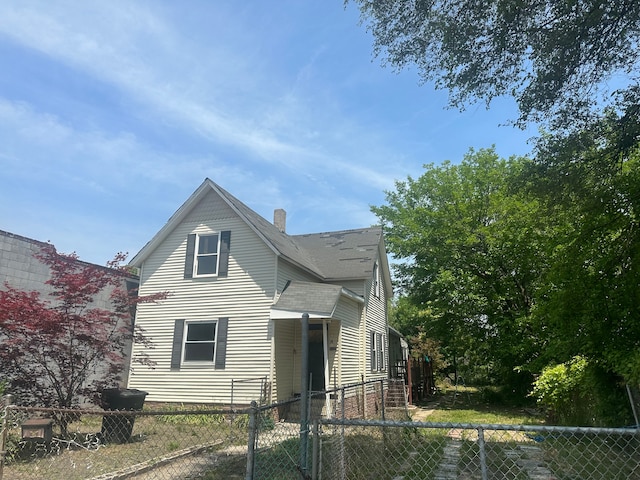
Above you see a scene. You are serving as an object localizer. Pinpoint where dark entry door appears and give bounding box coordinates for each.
[308,341,325,391]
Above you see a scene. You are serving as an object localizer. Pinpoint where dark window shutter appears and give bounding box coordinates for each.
[184,234,196,279]
[370,331,376,371]
[171,319,185,370]
[218,231,231,277]
[215,317,229,369]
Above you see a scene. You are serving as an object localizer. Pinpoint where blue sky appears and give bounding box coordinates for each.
[0,1,537,265]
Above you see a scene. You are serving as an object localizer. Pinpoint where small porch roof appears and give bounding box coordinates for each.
[270,280,363,319]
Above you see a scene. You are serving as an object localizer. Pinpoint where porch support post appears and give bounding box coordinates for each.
[323,319,331,418]
[300,313,310,476]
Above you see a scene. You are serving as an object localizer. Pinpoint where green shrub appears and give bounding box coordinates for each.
[531,356,632,426]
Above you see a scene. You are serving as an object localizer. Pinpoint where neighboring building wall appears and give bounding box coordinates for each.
[128,191,278,404]
[0,231,50,293]
[0,229,134,397]
[0,230,123,311]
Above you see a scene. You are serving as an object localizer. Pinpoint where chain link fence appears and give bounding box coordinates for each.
[318,419,640,479]
[0,403,250,480]
[4,380,639,479]
[248,379,409,479]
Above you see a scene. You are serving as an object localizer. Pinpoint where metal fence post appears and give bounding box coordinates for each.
[380,379,385,421]
[245,401,258,480]
[231,379,235,411]
[340,386,346,480]
[311,420,319,480]
[477,426,488,480]
[300,313,310,478]
[0,395,15,480]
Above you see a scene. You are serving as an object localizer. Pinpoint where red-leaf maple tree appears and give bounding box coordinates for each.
[0,244,168,411]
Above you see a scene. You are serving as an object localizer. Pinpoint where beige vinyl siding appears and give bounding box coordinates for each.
[364,251,389,382]
[276,258,319,292]
[335,279,365,297]
[270,260,321,401]
[275,318,340,397]
[334,295,362,386]
[273,319,296,400]
[129,190,277,404]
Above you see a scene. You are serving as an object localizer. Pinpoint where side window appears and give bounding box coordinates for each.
[373,262,380,299]
[370,331,376,371]
[370,331,385,372]
[171,318,229,369]
[184,231,231,279]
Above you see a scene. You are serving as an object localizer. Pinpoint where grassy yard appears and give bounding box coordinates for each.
[3,406,249,480]
[417,385,546,425]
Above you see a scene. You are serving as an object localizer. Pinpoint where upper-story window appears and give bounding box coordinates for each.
[373,262,380,298]
[184,231,231,279]
[195,234,220,276]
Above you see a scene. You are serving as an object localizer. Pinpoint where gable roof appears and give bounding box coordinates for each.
[293,228,383,281]
[270,281,363,319]
[130,178,386,284]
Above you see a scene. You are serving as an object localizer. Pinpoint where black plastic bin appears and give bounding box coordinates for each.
[100,388,148,443]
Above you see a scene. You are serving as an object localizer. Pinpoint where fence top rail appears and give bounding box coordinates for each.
[254,378,393,412]
[319,418,640,435]
[5,405,247,416]
[231,376,268,384]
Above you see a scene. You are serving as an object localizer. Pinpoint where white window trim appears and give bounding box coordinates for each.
[371,331,386,372]
[182,320,219,365]
[193,233,221,278]
[373,262,380,298]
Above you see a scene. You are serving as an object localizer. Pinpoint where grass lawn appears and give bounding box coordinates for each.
[416,384,546,425]
[3,407,248,480]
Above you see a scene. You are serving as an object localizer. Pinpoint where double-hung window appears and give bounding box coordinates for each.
[171,318,228,369]
[195,234,220,276]
[373,262,380,298]
[183,321,217,362]
[370,331,386,372]
[184,231,231,279]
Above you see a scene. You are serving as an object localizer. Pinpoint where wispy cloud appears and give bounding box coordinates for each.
[0,1,410,190]
[0,1,534,264]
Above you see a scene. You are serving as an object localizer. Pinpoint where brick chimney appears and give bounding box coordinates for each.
[274,209,286,233]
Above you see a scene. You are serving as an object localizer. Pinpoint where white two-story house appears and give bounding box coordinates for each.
[127,179,392,408]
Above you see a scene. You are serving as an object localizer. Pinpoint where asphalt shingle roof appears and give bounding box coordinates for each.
[292,228,382,281]
[131,179,384,284]
[272,281,343,316]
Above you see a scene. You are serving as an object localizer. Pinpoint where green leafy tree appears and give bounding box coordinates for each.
[374,148,549,391]
[529,105,640,384]
[350,0,640,129]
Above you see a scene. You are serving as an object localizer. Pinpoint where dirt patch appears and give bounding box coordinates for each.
[408,403,440,422]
